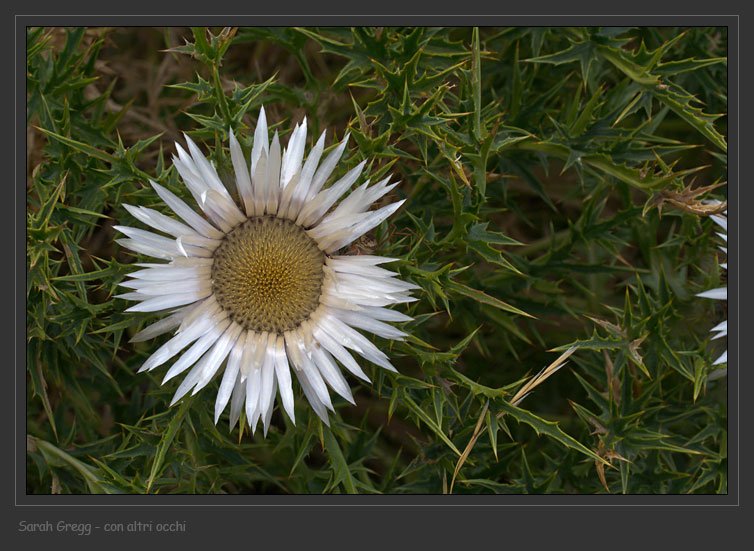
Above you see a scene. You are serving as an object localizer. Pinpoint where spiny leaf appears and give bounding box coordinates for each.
[322,425,358,494]
[497,402,610,466]
[446,280,534,318]
[654,83,727,152]
[146,398,193,494]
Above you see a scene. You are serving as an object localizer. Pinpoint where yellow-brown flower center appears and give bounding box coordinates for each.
[211,216,325,333]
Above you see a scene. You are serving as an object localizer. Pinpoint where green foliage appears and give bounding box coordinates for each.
[27,26,727,494]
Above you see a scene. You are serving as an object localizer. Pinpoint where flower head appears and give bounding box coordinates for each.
[116,108,416,435]
[697,207,727,365]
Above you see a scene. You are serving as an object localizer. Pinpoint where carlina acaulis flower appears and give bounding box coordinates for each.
[115,107,418,436]
[697,204,727,366]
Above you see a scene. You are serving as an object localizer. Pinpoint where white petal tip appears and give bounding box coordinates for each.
[175,236,188,257]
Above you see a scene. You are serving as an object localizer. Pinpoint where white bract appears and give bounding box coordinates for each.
[116,108,416,435]
[697,207,727,366]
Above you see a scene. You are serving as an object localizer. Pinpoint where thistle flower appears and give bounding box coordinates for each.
[115,108,416,435]
[697,207,727,365]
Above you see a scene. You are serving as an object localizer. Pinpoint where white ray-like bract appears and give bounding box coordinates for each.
[697,206,727,366]
[117,107,416,436]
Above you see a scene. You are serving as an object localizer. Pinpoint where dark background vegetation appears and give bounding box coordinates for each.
[26,26,727,494]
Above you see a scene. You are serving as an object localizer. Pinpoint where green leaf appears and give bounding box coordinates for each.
[525,40,598,87]
[146,398,192,494]
[653,84,727,152]
[471,27,483,141]
[322,425,358,494]
[447,280,534,318]
[29,436,111,494]
[402,392,462,456]
[497,401,609,466]
[35,127,115,162]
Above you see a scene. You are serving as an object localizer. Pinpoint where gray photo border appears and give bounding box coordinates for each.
[9,3,746,545]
